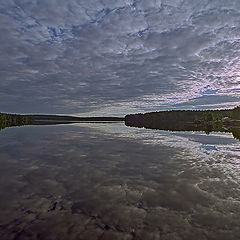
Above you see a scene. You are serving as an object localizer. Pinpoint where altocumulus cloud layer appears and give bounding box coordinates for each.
[0,0,240,115]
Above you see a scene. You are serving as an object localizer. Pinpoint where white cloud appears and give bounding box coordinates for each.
[0,0,240,114]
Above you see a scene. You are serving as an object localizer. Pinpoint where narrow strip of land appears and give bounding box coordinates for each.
[1,106,240,134]
[28,115,125,124]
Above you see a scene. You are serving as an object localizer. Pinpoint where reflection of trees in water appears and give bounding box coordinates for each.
[126,121,240,141]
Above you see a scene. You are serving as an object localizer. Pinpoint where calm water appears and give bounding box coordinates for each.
[0,123,240,240]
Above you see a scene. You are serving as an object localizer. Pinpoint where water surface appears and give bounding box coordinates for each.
[0,123,240,240]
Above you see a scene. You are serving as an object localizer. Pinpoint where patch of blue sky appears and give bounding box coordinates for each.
[167,97,178,100]
[137,28,149,37]
[201,89,218,95]
[201,145,218,152]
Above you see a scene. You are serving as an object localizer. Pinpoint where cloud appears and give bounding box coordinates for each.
[0,0,240,114]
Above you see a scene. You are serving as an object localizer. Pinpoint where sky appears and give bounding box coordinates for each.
[0,0,240,116]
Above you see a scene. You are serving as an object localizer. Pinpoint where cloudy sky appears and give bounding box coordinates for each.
[0,0,240,116]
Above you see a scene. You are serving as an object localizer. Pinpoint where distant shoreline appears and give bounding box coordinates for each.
[1,106,240,131]
[29,115,125,122]
[0,112,125,130]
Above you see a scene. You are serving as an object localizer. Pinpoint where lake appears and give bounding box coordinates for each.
[0,123,240,240]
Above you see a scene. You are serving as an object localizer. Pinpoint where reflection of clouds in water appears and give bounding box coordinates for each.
[74,122,238,152]
[0,125,240,239]
[73,122,240,185]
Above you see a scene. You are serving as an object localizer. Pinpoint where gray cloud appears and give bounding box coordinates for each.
[0,0,240,115]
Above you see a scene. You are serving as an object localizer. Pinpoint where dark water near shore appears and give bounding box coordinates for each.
[0,123,240,240]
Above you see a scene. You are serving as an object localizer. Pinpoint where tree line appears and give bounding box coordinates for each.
[0,113,33,130]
